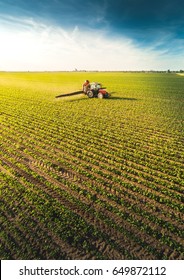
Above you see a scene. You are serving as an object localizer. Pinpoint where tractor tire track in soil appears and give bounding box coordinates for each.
[1,119,183,195]
[1,130,183,221]
[0,155,152,259]
[1,157,131,259]
[1,139,183,236]
[1,147,183,259]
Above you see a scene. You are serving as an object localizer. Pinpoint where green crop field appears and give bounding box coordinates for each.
[0,72,183,260]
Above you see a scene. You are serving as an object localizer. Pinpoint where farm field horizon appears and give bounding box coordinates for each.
[0,71,184,260]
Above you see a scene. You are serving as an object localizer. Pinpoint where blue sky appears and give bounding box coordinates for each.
[0,0,184,71]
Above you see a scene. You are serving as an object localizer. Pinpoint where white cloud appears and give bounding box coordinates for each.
[0,16,183,71]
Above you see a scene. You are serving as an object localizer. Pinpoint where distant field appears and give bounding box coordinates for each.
[0,72,184,260]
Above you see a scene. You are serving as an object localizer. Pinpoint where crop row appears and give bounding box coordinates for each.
[1,109,184,167]
[1,72,184,260]
[2,110,184,175]
[1,133,183,227]
[1,119,183,204]
[0,160,180,257]
[0,131,183,259]
[1,115,183,186]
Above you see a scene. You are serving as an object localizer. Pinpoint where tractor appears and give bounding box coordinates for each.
[55,81,110,99]
[85,82,109,98]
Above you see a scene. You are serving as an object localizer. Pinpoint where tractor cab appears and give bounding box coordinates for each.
[90,82,102,90]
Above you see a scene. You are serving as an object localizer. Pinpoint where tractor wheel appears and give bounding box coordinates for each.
[98,92,104,99]
[87,90,94,98]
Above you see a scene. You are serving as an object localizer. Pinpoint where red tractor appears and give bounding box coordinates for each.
[56,81,110,99]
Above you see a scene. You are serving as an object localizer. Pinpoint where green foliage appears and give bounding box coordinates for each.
[0,72,183,260]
